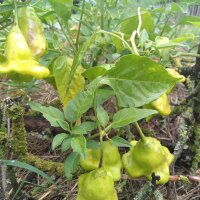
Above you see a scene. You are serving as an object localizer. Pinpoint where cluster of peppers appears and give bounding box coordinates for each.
[0,6,50,81]
[77,68,185,200]
[77,138,174,200]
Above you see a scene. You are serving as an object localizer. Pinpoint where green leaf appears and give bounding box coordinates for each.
[48,0,72,21]
[86,140,100,149]
[170,34,195,43]
[170,2,183,13]
[64,91,93,123]
[156,42,185,49]
[96,89,115,105]
[111,108,157,129]
[72,122,97,135]
[66,33,97,100]
[71,135,86,158]
[139,29,149,49]
[82,64,113,81]
[52,133,69,150]
[187,21,200,28]
[100,54,178,107]
[97,105,109,128]
[111,32,127,53]
[53,56,85,108]
[120,11,154,36]
[64,152,80,180]
[110,136,131,147]
[56,119,70,131]
[0,4,13,13]
[179,16,200,25]
[61,136,73,152]
[2,160,54,184]
[29,102,65,127]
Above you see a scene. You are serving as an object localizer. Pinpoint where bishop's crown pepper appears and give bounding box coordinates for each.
[0,26,49,80]
[122,136,174,184]
[79,141,122,181]
[17,6,47,60]
[77,168,118,200]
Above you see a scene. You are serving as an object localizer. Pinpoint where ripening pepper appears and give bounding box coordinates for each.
[0,26,49,80]
[122,136,174,184]
[166,68,186,94]
[76,168,118,200]
[79,141,122,181]
[18,6,47,60]
[5,25,32,61]
[166,68,186,83]
[150,93,171,116]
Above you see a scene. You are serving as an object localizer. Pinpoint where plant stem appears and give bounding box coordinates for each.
[136,7,142,37]
[135,122,146,141]
[130,31,139,55]
[172,52,200,58]
[57,17,77,54]
[13,0,18,27]
[93,91,101,133]
[100,0,104,30]
[99,30,134,53]
[99,133,103,168]
[76,0,86,50]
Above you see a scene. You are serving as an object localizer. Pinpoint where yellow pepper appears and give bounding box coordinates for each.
[79,141,122,181]
[122,136,174,184]
[0,26,49,80]
[77,168,118,200]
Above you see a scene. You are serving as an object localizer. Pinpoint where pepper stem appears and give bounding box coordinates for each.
[14,0,18,27]
[135,122,146,141]
[99,132,104,168]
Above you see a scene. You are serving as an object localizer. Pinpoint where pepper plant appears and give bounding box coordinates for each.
[0,0,200,199]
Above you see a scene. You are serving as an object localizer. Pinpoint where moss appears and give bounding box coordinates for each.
[7,104,27,157]
[21,153,64,175]
[0,131,6,159]
[191,123,200,172]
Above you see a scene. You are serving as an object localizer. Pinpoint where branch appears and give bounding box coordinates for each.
[121,174,200,183]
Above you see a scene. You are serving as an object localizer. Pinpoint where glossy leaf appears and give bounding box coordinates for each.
[52,133,68,150]
[96,89,115,105]
[97,105,109,127]
[179,16,200,25]
[64,152,80,180]
[66,33,96,99]
[61,136,73,152]
[72,122,97,135]
[111,136,131,147]
[111,32,127,52]
[64,91,93,123]
[56,119,70,131]
[100,54,178,107]
[71,135,86,158]
[48,0,72,21]
[53,56,85,108]
[170,34,195,43]
[82,64,113,81]
[120,11,154,35]
[111,108,157,129]
[29,102,65,127]
[0,4,13,13]
[86,140,100,149]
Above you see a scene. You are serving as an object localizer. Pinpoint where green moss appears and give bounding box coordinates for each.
[7,104,27,157]
[191,123,200,172]
[0,131,6,159]
[21,153,64,175]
